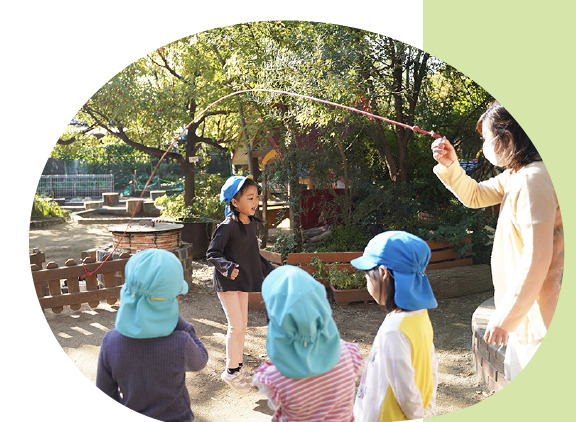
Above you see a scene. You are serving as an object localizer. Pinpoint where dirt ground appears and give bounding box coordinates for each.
[29,221,494,422]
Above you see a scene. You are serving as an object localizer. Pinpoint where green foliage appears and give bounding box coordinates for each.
[315,225,372,252]
[350,181,423,233]
[328,266,367,290]
[270,233,297,263]
[417,200,496,264]
[49,21,494,245]
[155,173,226,222]
[310,256,329,281]
[31,196,67,219]
[310,256,366,290]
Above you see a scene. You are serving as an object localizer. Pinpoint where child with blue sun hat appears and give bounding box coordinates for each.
[350,231,438,422]
[207,175,275,393]
[96,248,208,422]
[252,265,363,421]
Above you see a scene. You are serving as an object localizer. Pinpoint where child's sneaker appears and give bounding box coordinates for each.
[239,365,253,386]
[221,370,253,394]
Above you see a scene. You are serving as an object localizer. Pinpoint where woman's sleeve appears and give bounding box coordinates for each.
[206,223,236,278]
[382,330,425,420]
[489,171,558,333]
[434,162,506,208]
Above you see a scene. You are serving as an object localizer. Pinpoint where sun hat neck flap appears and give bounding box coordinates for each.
[115,249,188,339]
[350,231,437,310]
[262,266,341,379]
[220,175,253,217]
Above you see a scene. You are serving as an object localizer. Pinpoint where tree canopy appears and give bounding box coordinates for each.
[54,21,493,239]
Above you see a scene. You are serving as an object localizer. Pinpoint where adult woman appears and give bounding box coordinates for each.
[431,101,563,380]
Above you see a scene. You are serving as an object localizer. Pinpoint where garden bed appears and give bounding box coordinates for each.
[260,238,484,305]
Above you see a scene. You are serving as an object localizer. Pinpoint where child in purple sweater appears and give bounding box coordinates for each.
[96,249,208,422]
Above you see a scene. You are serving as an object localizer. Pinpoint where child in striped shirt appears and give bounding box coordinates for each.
[252,265,363,422]
[351,231,438,422]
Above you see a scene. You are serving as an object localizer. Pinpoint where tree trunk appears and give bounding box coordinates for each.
[182,161,196,207]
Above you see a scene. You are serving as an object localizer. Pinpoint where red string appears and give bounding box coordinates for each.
[81,89,443,277]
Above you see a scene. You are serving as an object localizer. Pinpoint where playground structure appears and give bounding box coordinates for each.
[65,191,164,224]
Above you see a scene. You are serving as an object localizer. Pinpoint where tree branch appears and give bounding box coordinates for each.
[81,104,184,164]
[148,50,183,80]
[57,123,98,145]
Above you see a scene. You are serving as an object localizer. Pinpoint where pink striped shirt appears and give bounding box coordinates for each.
[253,340,363,422]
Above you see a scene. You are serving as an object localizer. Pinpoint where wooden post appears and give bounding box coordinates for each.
[149,190,167,201]
[65,259,81,311]
[102,192,120,207]
[261,172,269,248]
[46,262,64,314]
[126,198,143,215]
[82,257,100,308]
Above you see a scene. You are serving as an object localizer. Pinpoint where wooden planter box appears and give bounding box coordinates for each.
[248,250,283,311]
[248,292,266,311]
[180,221,215,259]
[329,284,373,306]
[259,238,474,306]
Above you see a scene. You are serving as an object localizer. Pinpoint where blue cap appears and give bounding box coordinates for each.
[220,175,253,216]
[262,266,341,379]
[115,249,189,339]
[351,231,437,310]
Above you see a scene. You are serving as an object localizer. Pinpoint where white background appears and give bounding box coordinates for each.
[1,1,423,421]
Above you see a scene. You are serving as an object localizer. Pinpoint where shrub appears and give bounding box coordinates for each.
[315,225,372,252]
[155,173,226,222]
[310,256,367,290]
[31,196,67,219]
[328,266,367,290]
[270,233,297,263]
[417,200,496,264]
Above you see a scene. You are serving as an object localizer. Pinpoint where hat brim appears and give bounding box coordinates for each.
[350,256,379,271]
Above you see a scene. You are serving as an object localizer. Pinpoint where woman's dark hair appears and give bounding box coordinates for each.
[229,177,264,236]
[365,267,400,313]
[477,101,541,171]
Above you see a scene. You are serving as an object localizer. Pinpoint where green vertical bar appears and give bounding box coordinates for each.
[424,2,574,422]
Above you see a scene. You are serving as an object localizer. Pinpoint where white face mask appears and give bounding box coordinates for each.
[483,136,505,167]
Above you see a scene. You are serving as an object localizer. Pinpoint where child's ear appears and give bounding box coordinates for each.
[379,265,389,282]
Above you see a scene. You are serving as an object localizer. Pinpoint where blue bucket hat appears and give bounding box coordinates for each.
[262,266,341,379]
[115,249,189,339]
[351,231,437,310]
[220,175,253,216]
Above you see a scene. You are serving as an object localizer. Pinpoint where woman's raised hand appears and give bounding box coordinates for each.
[431,138,458,168]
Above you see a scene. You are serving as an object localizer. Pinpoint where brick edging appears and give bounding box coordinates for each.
[471,297,509,391]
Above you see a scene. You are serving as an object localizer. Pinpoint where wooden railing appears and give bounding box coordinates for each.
[30,253,130,313]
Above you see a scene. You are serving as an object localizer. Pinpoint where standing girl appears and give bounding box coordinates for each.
[351,231,438,422]
[206,175,275,393]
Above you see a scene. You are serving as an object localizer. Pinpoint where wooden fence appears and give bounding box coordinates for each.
[30,253,130,313]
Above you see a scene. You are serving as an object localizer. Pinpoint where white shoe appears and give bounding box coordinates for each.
[239,365,253,386]
[221,370,253,394]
